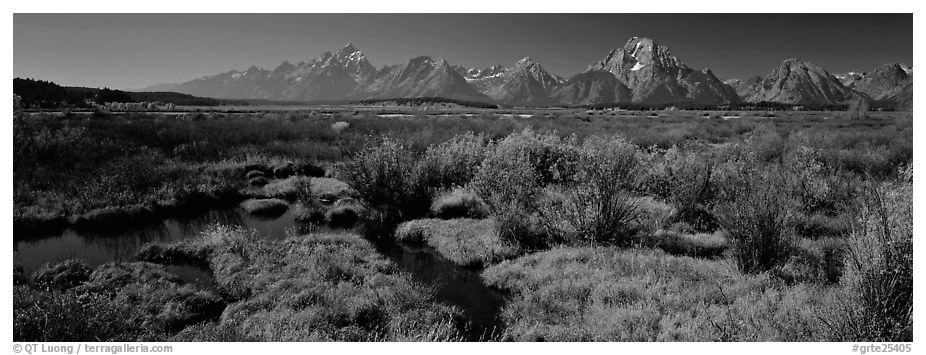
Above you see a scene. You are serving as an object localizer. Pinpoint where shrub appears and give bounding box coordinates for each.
[714,159,796,274]
[537,135,644,246]
[748,123,788,163]
[650,146,718,231]
[417,132,489,190]
[31,259,92,291]
[471,128,580,214]
[239,198,289,217]
[336,137,430,222]
[784,146,858,216]
[845,99,870,120]
[430,188,489,219]
[839,170,912,341]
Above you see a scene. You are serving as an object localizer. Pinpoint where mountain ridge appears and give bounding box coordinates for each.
[140,39,912,110]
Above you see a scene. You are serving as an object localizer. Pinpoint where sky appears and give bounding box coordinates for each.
[14,13,913,90]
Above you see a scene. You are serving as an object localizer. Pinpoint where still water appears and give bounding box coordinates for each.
[13,206,506,340]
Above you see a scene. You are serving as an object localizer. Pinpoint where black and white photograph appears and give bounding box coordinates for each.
[6,6,919,351]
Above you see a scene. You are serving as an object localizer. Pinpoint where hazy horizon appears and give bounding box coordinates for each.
[14,13,913,90]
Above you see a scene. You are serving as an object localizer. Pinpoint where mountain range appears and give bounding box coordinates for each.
[142,38,913,110]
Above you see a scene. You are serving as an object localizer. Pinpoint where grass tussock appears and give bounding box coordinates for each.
[309,177,355,202]
[153,226,466,341]
[30,259,92,291]
[396,219,519,267]
[430,188,490,220]
[262,176,313,201]
[239,198,289,217]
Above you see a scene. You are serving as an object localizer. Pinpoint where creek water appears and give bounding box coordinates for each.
[13,205,506,340]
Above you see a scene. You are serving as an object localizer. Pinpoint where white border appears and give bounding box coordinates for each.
[3,3,923,354]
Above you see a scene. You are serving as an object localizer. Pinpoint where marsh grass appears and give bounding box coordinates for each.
[836,169,913,341]
[239,198,289,217]
[14,110,913,342]
[643,230,729,259]
[430,188,490,219]
[714,155,797,274]
[396,219,518,267]
[15,261,226,342]
[144,226,467,341]
[482,247,841,341]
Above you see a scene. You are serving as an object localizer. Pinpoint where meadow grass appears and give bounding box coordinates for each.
[482,247,844,341]
[430,188,490,219]
[239,198,289,217]
[14,260,226,342]
[138,225,467,341]
[396,219,519,267]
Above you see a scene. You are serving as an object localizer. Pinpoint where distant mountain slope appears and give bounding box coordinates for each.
[578,37,739,105]
[356,56,491,102]
[552,71,631,105]
[841,63,912,110]
[725,76,763,100]
[454,57,562,105]
[738,59,865,106]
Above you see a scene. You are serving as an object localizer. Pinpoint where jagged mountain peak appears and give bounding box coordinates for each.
[408,55,445,67]
[580,36,736,104]
[141,40,910,110]
[459,56,562,105]
[848,62,913,110]
[516,57,535,65]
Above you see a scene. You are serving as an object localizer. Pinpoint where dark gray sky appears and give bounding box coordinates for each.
[14,13,913,90]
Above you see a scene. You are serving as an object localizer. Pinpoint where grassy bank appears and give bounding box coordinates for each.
[138,226,467,341]
[14,260,225,341]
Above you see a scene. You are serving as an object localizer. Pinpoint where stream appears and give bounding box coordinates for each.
[13,206,506,340]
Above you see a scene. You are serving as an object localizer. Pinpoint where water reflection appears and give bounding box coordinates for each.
[374,241,507,340]
[13,208,297,277]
